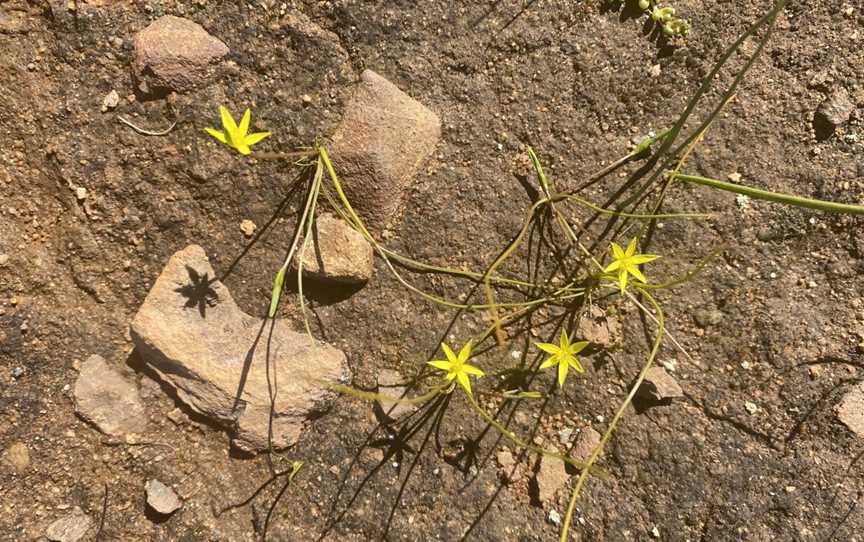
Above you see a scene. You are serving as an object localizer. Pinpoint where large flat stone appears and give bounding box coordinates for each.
[132,15,228,94]
[130,245,348,452]
[329,70,441,232]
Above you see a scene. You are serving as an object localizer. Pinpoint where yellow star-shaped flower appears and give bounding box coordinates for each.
[536,330,588,387]
[427,340,485,395]
[603,237,659,293]
[204,105,271,155]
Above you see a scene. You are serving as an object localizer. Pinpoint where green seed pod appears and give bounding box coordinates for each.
[638,0,650,10]
[663,22,675,35]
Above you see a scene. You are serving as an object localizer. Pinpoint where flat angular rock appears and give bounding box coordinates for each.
[45,507,92,542]
[577,305,622,348]
[145,479,182,515]
[131,245,349,452]
[375,369,415,419]
[73,354,148,436]
[132,15,228,94]
[814,88,854,139]
[835,383,864,437]
[298,214,374,284]
[329,70,441,232]
[534,454,568,504]
[637,366,684,402]
[570,427,602,463]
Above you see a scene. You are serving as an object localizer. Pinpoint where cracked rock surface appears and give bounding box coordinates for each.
[131,245,348,452]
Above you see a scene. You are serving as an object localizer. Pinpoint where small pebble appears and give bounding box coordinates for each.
[0,254,9,266]
[547,509,562,526]
[727,172,742,182]
[75,187,88,201]
[101,90,120,112]
[301,94,313,104]
[744,401,759,414]
[240,219,256,237]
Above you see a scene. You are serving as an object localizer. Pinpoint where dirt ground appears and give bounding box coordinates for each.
[1,0,863,541]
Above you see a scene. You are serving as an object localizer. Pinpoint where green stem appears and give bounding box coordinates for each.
[674,173,864,215]
[559,288,664,542]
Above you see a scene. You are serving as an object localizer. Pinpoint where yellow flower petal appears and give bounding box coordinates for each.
[570,340,589,355]
[219,105,238,134]
[457,372,472,395]
[462,363,485,377]
[610,242,625,260]
[458,339,473,363]
[239,108,251,136]
[536,342,561,355]
[568,356,585,373]
[630,254,659,265]
[244,131,271,146]
[441,343,457,363]
[557,360,569,387]
[604,260,622,273]
[625,237,638,257]
[618,269,628,293]
[539,357,558,370]
[204,127,227,143]
[427,360,452,372]
[629,267,648,284]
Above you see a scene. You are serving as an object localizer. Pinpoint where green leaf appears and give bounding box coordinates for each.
[268,266,287,318]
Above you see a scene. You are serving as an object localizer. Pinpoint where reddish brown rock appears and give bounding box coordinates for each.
[534,454,568,503]
[329,70,441,232]
[132,15,228,94]
[637,366,684,401]
[131,245,349,452]
[298,214,374,284]
[73,354,148,437]
[835,384,864,437]
[570,427,602,463]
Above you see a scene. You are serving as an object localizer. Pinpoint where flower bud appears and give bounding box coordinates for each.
[638,0,650,10]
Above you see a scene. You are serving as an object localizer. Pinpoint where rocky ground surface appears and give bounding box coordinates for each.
[1,1,863,541]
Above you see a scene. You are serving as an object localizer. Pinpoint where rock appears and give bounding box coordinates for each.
[100,90,120,112]
[570,427,602,463]
[329,70,441,232]
[835,384,864,437]
[73,354,148,436]
[496,449,515,470]
[534,455,568,503]
[577,305,621,348]
[239,219,256,237]
[547,509,562,526]
[298,214,374,284]
[814,88,854,139]
[45,507,92,542]
[557,426,573,445]
[145,479,182,515]
[2,441,30,474]
[132,15,228,94]
[0,253,8,266]
[130,245,349,452]
[636,366,684,402]
[376,369,415,419]
[693,308,723,328]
